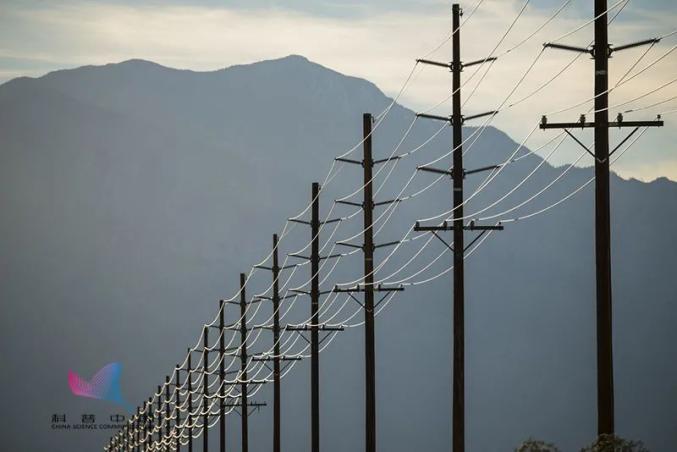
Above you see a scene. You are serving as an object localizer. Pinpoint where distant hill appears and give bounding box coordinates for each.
[1,55,675,451]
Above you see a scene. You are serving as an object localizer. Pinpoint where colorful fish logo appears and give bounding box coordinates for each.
[68,362,130,411]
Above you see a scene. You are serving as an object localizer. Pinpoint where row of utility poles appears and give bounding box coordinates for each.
[105,113,404,452]
[106,1,665,451]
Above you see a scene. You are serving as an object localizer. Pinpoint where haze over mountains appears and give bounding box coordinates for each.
[1,55,675,451]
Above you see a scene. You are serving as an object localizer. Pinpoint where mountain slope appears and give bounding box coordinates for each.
[1,56,676,452]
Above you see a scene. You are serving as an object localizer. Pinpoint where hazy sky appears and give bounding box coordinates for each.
[1,0,675,181]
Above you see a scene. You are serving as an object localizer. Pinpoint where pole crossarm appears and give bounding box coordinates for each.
[252,293,298,302]
[252,355,302,362]
[225,401,267,409]
[540,117,664,129]
[418,165,454,176]
[289,288,333,296]
[373,156,402,165]
[416,58,453,69]
[333,284,404,293]
[254,263,298,271]
[336,240,401,251]
[416,111,496,124]
[612,37,661,53]
[543,42,592,54]
[335,157,362,165]
[336,199,362,207]
[414,220,504,231]
[464,164,502,176]
[416,56,497,70]
[223,297,266,306]
[464,110,498,121]
[285,324,345,332]
[541,114,662,162]
[373,198,402,207]
[463,56,498,68]
[417,112,454,123]
[545,36,661,57]
[289,253,342,261]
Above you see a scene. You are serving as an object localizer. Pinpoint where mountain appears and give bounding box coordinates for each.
[1,55,675,452]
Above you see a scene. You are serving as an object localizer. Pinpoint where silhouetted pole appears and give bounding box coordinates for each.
[540,0,664,435]
[333,113,404,452]
[311,182,321,452]
[272,235,282,452]
[148,396,153,452]
[175,365,182,452]
[219,299,226,452]
[450,6,465,452]
[593,0,615,433]
[253,235,300,452]
[135,407,140,452]
[414,6,505,450]
[157,385,163,450]
[239,273,249,452]
[203,326,209,452]
[362,113,376,452]
[187,352,194,452]
[165,376,171,452]
[142,403,148,452]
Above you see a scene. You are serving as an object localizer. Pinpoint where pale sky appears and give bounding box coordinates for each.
[1,0,675,181]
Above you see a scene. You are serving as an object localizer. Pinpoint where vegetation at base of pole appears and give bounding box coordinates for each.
[515,438,560,452]
[580,434,649,452]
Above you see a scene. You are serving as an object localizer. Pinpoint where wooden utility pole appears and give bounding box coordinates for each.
[415,4,503,451]
[175,365,182,452]
[334,113,403,452]
[288,183,344,452]
[219,300,226,452]
[253,235,302,452]
[540,0,663,434]
[165,376,171,452]
[187,351,194,452]
[203,326,209,452]
[157,385,163,450]
[239,273,250,452]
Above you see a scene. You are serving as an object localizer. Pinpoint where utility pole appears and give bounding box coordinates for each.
[148,396,153,452]
[157,385,163,451]
[165,375,171,452]
[415,4,504,451]
[218,275,268,452]
[310,183,320,452]
[333,113,404,452]
[540,0,663,435]
[203,326,209,452]
[219,299,226,452]
[175,365,182,452]
[135,407,140,452]
[288,182,344,452]
[239,273,249,452]
[253,235,302,452]
[187,351,194,452]
[142,402,148,452]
